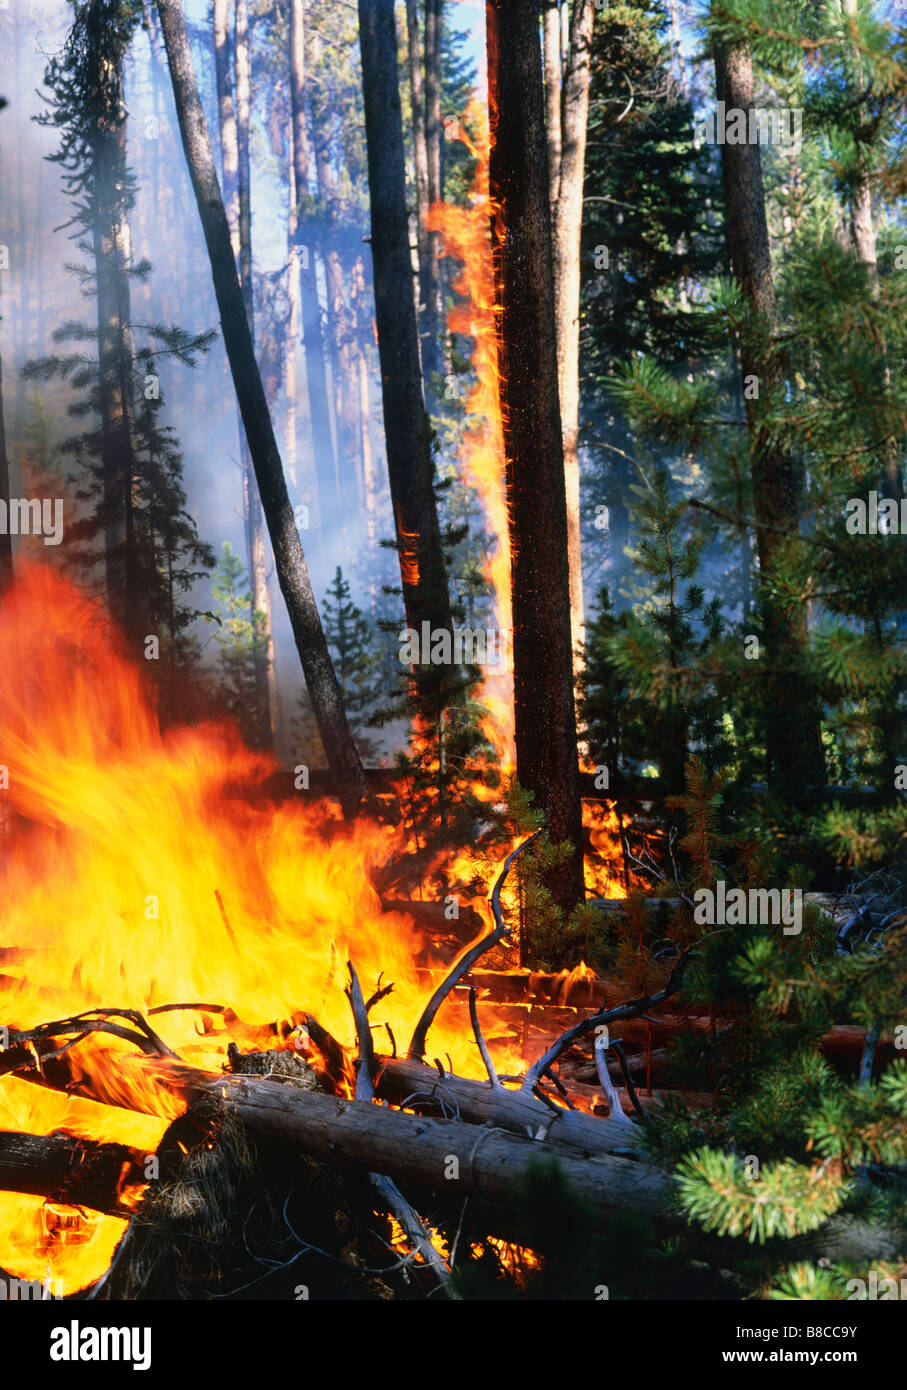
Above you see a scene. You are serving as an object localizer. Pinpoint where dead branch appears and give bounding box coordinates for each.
[347,961,455,1294]
[408,830,541,1060]
[468,986,501,1088]
[522,947,693,1092]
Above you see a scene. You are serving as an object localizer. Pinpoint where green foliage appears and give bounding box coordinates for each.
[205,543,262,744]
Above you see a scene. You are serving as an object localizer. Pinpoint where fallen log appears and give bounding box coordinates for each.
[125,1063,904,1263]
[373,1056,640,1153]
[168,1066,667,1227]
[0,1131,150,1217]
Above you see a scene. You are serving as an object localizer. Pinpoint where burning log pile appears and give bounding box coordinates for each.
[0,835,684,1298]
[2,827,894,1300]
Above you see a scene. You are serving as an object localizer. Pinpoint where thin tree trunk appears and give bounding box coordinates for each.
[312,128,361,527]
[551,0,593,674]
[713,39,825,798]
[842,0,902,501]
[93,82,143,643]
[234,0,275,747]
[289,0,338,535]
[405,0,440,395]
[213,0,239,253]
[424,0,445,383]
[487,0,584,922]
[156,0,365,818]
[356,0,453,637]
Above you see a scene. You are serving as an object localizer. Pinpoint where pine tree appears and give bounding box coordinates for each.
[205,541,260,742]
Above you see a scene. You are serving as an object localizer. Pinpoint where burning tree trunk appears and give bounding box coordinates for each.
[156,0,365,818]
[289,0,338,534]
[0,1131,150,1219]
[486,0,584,919]
[713,37,825,799]
[357,0,454,638]
[549,0,595,671]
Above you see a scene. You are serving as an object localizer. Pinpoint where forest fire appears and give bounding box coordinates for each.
[0,567,632,1294]
[1,0,901,1334]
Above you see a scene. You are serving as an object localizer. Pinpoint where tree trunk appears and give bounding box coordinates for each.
[93,124,143,644]
[213,0,239,253]
[542,1,562,231]
[289,0,338,535]
[551,0,594,673]
[356,0,453,637]
[405,0,440,396]
[486,0,584,922]
[156,0,365,819]
[842,0,902,501]
[234,0,275,748]
[312,129,362,527]
[713,38,825,799]
[423,0,444,383]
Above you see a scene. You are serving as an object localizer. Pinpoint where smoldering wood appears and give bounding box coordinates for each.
[0,1130,151,1217]
[347,960,455,1291]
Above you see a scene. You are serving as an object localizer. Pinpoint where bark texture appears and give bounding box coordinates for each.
[156,0,365,818]
[487,0,584,919]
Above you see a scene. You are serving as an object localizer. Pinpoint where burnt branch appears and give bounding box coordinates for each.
[521,946,693,1092]
[408,830,541,1060]
[468,986,501,1089]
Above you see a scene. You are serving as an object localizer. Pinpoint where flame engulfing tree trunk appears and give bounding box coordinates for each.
[356,0,453,637]
[713,38,825,798]
[155,0,365,818]
[547,0,595,672]
[486,0,584,919]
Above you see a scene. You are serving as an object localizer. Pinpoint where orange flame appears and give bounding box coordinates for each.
[0,566,519,1292]
[429,101,514,769]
